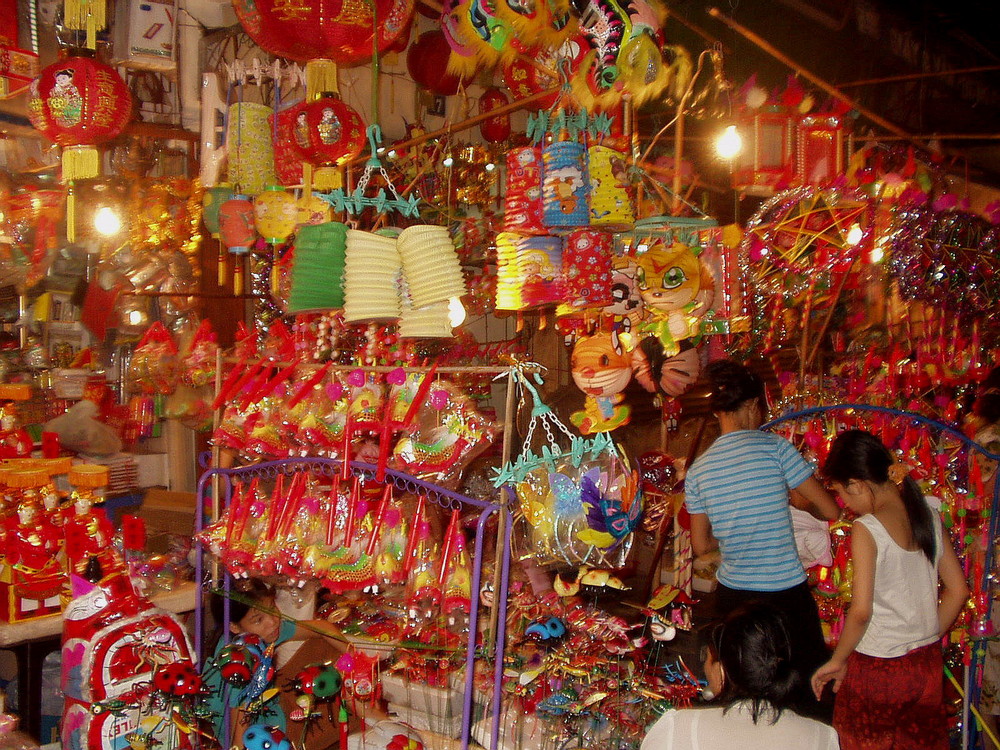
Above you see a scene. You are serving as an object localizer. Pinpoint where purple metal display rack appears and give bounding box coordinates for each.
[193,458,513,750]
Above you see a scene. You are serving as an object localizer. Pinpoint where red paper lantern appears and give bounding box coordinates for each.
[232,0,414,65]
[406,30,464,96]
[502,53,561,110]
[27,53,132,180]
[288,96,367,178]
[478,88,511,143]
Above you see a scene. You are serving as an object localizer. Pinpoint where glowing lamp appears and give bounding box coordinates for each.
[716,125,742,160]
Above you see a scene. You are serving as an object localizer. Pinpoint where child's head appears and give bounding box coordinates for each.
[706,359,765,418]
[823,429,892,502]
[211,578,282,643]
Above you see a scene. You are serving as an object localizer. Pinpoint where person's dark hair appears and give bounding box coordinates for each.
[704,603,800,724]
[706,359,764,413]
[823,429,936,563]
[209,577,274,632]
[973,366,1000,425]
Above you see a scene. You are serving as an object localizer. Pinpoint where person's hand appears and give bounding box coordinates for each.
[811,657,848,700]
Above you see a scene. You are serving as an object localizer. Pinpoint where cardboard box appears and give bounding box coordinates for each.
[136,488,197,552]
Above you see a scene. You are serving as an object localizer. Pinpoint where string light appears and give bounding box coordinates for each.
[448,296,467,327]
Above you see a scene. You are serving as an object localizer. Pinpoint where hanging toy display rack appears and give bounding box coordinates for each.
[762,403,1000,750]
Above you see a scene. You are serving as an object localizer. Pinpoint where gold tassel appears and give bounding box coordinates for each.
[62,145,100,181]
[217,242,227,287]
[313,167,343,191]
[66,185,76,243]
[270,251,281,297]
[64,0,105,48]
[233,260,244,297]
[302,163,314,199]
[305,59,339,101]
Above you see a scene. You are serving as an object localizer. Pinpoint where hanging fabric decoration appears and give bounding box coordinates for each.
[204,184,235,285]
[271,106,307,187]
[559,228,613,311]
[288,222,348,312]
[228,102,278,196]
[219,195,257,296]
[492,369,641,568]
[63,0,106,49]
[504,146,547,235]
[288,95,367,192]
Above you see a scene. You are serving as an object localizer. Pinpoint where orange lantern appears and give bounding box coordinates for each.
[231,0,413,66]
[219,195,256,295]
[288,96,366,190]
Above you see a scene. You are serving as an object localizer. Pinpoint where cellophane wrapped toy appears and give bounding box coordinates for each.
[127,322,180,395]
[493,371,642,569]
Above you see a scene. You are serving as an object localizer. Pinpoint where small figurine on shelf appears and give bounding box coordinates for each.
[63,465,121,577]
[0,384,33,459]
[3,490,66,613]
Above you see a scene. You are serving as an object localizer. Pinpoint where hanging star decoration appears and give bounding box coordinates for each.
[748,187,868,273]
[526,110,614,144]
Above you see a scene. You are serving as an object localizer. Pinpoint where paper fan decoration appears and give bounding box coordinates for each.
[288,222,348,312]
[342,230,401,322]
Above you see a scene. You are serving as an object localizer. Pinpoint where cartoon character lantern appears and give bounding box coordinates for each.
[636,241,713,352]
[569,332,633,434]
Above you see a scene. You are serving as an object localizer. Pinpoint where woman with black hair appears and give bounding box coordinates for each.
[683,359,839,718]
[640,603,840,749]
[811,430,968,749]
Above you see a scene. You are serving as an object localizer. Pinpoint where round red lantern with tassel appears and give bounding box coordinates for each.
[28,53,132,181]
[232,0,414,65]
[288,96,367,190]
[478,88,511,143]
[407,30,464,96]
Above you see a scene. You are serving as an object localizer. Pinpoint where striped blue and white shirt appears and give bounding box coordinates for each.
[684,430,814,591]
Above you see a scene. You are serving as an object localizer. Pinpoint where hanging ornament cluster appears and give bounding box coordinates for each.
[888,204,1000,320]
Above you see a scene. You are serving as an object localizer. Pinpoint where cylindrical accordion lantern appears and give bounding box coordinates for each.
[587,144,634,227]
[542,139,589,228]
[504,146,546,235]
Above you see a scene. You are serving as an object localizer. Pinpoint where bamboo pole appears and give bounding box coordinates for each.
[343,86,562,168]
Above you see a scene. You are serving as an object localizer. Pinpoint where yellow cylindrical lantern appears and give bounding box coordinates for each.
[254,186,297,244]
[228,103,278,196]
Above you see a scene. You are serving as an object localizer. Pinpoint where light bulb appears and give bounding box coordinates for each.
[127,309,146,326]
[448,296,467,327]
[716,125,743,160]
[845,223,863,246]
[443,155,454,168]
[94,206,122,236]
[870,242,885,264]
[485,162,496,172]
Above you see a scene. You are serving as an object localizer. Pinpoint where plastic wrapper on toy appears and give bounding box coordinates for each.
[347,370,387,432]
[212,397,259,455]
[61,571,195,750]
[180,318,219,388]
[392,381,498,489]
[246,395,296,460]
[289,373,348,457]
[164,384,214,432]
[126,321,180,395]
